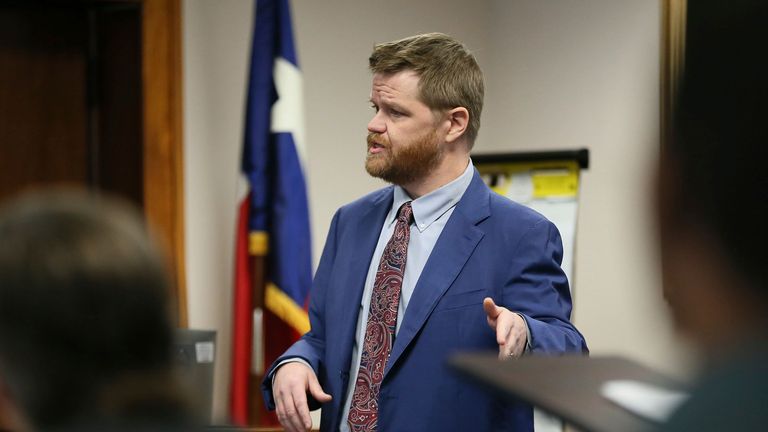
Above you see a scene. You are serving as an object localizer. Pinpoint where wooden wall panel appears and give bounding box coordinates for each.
[0,0,187,326]
[94,5,144,206]
[0,6,89,199]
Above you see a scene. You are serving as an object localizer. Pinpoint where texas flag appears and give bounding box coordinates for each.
[230,0,311,425]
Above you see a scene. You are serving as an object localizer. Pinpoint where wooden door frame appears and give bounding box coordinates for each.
[660,0,687,150]
[142,0,187,326]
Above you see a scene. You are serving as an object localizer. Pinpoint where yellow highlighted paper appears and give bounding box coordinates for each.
[479,160,580,199]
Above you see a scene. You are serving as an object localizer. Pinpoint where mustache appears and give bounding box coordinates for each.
[367,132,390,148]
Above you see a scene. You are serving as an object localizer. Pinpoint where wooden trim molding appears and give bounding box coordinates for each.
[660,0,687,149]
[142,0,187,326]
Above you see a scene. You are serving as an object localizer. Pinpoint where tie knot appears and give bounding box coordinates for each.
[397,201,413,224]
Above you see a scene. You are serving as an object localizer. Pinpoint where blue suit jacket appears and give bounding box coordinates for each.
[263,170,588,431]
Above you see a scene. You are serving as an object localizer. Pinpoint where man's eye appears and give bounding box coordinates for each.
[390,110,404,117]
[370,104,379,113]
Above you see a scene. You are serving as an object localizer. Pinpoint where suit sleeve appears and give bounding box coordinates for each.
[503,218,588,354]
[261,209,341,410]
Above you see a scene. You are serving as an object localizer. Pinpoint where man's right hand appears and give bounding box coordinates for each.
[273,362,332,432]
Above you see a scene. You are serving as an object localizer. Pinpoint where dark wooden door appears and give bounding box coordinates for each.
[0,0,185,323]
[0,1,143,204]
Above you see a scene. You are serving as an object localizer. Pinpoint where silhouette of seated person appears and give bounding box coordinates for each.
[0,190,195,431]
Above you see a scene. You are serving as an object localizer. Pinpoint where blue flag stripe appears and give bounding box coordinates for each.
[242,0,311,308]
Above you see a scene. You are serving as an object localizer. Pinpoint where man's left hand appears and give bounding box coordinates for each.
[483,297,528,360]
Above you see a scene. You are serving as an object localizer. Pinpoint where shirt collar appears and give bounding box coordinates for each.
[388,159,475,232]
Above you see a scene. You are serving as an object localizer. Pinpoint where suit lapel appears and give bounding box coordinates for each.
[335,189,393,360]
[385,170,491,376]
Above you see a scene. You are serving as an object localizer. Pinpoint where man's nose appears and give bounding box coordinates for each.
[367,112,386,134]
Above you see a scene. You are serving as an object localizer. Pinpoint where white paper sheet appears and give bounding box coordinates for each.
[601,379,689,423]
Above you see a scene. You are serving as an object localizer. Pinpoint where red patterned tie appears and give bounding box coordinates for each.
[347,201,413,432]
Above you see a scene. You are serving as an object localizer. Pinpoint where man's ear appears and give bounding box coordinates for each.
[443,107,469,144]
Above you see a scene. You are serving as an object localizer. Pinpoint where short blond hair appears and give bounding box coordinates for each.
[369,33,484,145]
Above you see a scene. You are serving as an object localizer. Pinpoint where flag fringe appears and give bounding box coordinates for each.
[249,231,269,256]
[265,283,310,334]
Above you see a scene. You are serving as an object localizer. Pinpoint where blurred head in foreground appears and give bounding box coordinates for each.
[658,0,768,429]
[658,0,768,356]
[0,190,187,431]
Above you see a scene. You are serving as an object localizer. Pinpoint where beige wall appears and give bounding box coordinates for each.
[183,0,693,421]
[481,0,694,375]
[184,0,254,420]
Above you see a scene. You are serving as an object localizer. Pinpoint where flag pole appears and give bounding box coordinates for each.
[249,231,268,425]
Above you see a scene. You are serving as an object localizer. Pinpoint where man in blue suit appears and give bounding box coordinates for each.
[263,33,587,432]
